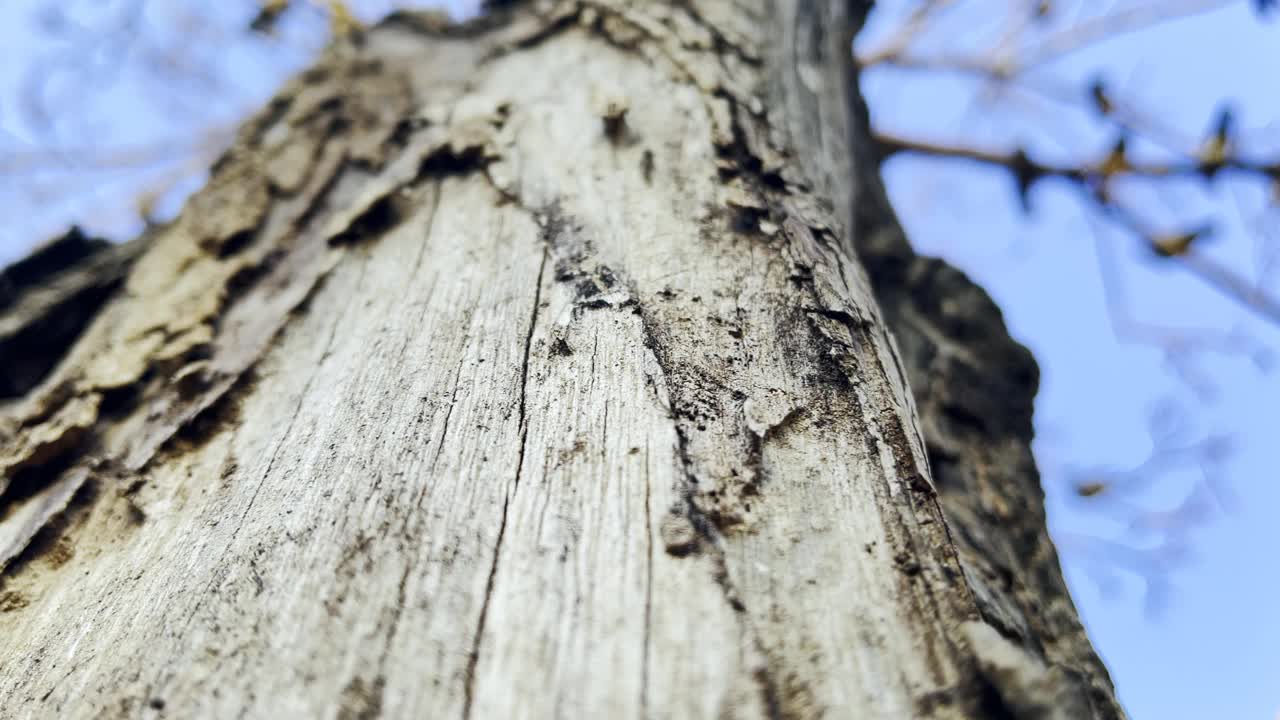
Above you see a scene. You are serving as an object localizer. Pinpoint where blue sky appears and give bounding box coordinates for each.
[861,2,1280,717]
[1,1,1277,717]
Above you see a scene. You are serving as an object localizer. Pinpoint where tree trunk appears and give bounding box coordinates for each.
[0,2,1122,718]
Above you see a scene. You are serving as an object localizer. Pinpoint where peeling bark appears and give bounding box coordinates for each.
[0,2,1121,719]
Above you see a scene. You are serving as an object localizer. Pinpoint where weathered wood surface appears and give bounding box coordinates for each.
[0,2,1122,718]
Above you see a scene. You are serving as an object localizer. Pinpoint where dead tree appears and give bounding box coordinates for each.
[0,2,1123,718]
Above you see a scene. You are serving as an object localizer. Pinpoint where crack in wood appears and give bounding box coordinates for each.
[462,240,548,720]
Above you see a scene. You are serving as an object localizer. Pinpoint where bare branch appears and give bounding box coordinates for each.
[1024,0,1238,67]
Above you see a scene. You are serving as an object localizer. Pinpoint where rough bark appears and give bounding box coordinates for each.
[0,2,1121,718]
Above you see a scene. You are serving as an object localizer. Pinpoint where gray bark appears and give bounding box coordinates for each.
[0,2,1122,718]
